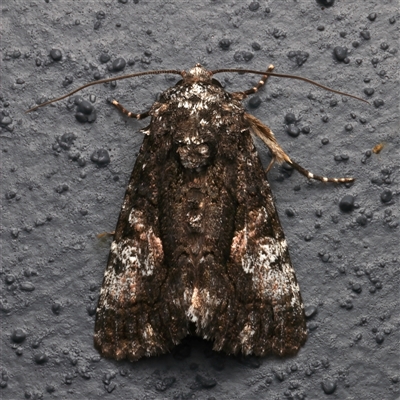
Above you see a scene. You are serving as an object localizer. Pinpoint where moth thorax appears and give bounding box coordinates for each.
[176,140,212,170]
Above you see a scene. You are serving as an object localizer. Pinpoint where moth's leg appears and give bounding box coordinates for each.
[265,155,276,174]
[287,159,354,183]
[111,99,150,120]
[240,65,275,97]
[272,141,355,183]
[246,113,355,183]
[97,231,115,239]
[272,143,355,183]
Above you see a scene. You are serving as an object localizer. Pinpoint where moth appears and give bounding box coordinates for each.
[28,64,366,361]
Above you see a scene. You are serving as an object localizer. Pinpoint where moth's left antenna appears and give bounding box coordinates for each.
[26,69,182,113]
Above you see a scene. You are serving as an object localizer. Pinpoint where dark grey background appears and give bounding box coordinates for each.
[1,1,399,399]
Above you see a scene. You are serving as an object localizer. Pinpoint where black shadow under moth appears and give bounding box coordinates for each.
[28,64,366,361]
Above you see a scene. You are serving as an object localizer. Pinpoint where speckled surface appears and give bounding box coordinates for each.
[1,1,399,399]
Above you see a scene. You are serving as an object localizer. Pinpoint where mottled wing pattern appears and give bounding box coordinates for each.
[94,65,307,361]
[211,125,307,357]
[94,124,188,361]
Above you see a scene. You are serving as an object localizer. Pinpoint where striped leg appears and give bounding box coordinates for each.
[111,99,149,120]
[287,160,354,183]
[246,113,355,184]
[240,65,275,97]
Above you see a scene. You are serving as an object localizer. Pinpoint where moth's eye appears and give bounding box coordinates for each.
[211,79,223,88]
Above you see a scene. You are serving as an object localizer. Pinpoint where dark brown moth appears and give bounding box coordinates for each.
[28,64,366,361]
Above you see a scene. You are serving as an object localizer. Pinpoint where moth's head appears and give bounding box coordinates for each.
[181,64,213,84]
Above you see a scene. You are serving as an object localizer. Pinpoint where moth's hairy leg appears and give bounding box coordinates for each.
[246,113,355,183]
[111,99,150,120]
[265,155,276,174]
[240,64,275,97]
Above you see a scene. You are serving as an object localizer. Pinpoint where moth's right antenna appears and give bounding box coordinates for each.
[211,68,369,104]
